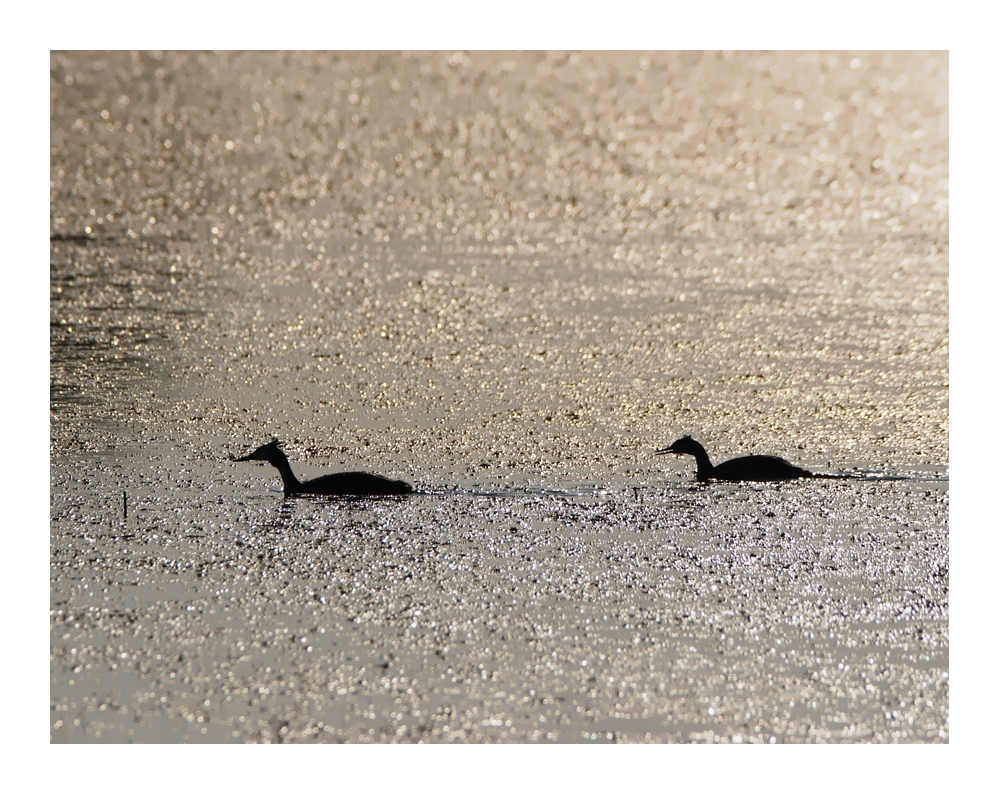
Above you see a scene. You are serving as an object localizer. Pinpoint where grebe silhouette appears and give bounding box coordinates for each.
[656,436,813,482]
[235,440,413,496]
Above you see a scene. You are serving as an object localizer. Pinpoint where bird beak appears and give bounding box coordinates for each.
[233,453,253,462]
[654,446,677,455]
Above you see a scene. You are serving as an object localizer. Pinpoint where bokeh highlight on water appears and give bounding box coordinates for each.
[50,51,947,743]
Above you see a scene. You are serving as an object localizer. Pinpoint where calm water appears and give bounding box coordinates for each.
[50,51,948,743]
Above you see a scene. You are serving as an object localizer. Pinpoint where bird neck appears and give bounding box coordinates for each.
[687,442,715,481]
[267,449,302,493]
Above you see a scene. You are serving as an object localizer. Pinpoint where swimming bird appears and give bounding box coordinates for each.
[656,436,813,482]
[235,439,413,496]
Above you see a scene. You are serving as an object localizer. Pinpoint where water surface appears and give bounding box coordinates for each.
[50,51,948,743]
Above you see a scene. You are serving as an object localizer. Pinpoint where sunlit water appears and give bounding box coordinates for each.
[50,51,948,743]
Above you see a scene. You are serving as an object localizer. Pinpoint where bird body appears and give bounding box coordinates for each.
[656,436,812,482]
[236,440,413,496]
